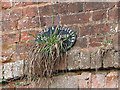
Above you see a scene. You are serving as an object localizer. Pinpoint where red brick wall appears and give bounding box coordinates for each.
[49,71,119,88]
[1,1,120,88]
[1,2,119,61]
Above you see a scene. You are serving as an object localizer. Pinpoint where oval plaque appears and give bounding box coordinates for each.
[37,26,77,51]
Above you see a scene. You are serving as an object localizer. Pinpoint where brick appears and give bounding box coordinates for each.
[105,71,118,88]
[39,5,53,16]
[23,6,38,17]
[1,43,16,58]
[2,60,24,80]
[1,1,12,9]
[9,8,22,21]
[50,74,79,88]
[13,0,35,7]
[103,2,116,9]
[79,51,90,69]
[17,17,39,30]
[0,12,2,21]
[16,85,28,88]
[21,30,36,42]
[86,47,100,53]
[108,8,118,20]
[89,37,104,47]
[93,24,111,35]
[41,15,60,27]
[84,2,105,11]
[11,53,20,62]
[91,73,105,88]
[40,17,46,27]
[22,0,34,6]
[93,10,107,21]
[0,3,1,12]
[20,41,35,52]
[11,43,29,61]
[119,72,120,89]
[13,60,24,77]
[13,2,25,7]
[80,25,94,36]
[54,3,69,15]
[66,75,79,88]
[39,3,69,16]
[67,49,80,70]
[1,10,10,21]
[90,50,102,69]
[2,20,16,31]
[78,72,91,88]
[3,62,13,79]
[2,33,19,44]
[44,15,60,27]
[61,13,90,24]
[103,50,114,68]
[0,65,3,79]
[68,2,83,13]
[113,34,119,51]
[113,52,120,68]
[11,43,31,61]
[20,1,35,6]
[15,42,36,58]
[117,2,120,7]
[75,37,87,48]
[49,75,67,88]
[1,39,23,62]
[0,24,1,31]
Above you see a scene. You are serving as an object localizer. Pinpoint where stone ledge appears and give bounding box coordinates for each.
[0,60,24,80]
[0,47,119,80]
[66,47,120,71]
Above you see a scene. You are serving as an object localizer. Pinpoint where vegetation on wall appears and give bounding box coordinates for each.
[23,8,76,86]
[88,34,114,55]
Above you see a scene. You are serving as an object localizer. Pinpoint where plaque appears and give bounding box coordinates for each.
[37,26,77,51]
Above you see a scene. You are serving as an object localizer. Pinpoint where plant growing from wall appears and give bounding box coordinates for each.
[88,34,113,56]
[26,25,71,76]
[24,8,77,85]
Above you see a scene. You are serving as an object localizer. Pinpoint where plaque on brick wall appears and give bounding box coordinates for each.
[37,26,77,51]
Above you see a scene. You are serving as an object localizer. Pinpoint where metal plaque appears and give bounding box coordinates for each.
[37,26,77,51]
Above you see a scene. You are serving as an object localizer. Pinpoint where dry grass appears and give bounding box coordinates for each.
[23,42,66,87]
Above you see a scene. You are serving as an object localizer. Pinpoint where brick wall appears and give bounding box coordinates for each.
[0,1,120,88]
[49,71,119,88]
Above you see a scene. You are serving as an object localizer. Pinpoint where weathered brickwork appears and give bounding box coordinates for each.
[1,1,120,88]
[0,49,119,80]
[67,49,120,71]
[1,2,119,62]
[31,71,120,88]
